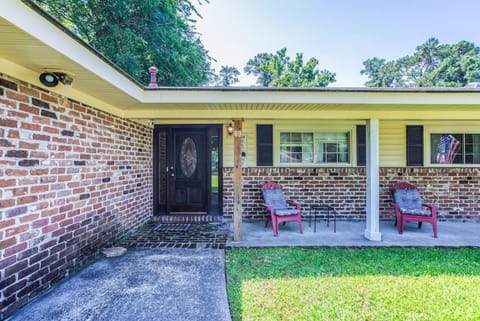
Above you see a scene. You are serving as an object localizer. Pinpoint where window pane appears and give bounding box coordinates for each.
[430,134,441,163]
[430,134,464,164]
[315,132,349,163]
[280,133,289,144]
[279,132,313,163]
[474,135,480,163]
[465,134,480,164]
[291,133,302,143]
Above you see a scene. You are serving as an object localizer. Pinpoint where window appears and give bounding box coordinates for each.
[279,130,350,164]
[280,132,313,163]
[315,133,349,163]
[430,133,480,164]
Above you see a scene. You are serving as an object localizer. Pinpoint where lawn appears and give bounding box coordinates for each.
[226,247,480,321]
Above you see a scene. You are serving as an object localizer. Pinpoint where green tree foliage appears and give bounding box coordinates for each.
[244,48,336,87]
[34,0,212,86]
[244,52,275,86]
[213,65,240,86]
[361,38,480,87]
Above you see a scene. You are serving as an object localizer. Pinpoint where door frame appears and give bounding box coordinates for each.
[153,124,223,216]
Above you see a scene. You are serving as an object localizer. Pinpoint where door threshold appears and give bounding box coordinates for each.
[153,215,223,223]
[169,212,208,215]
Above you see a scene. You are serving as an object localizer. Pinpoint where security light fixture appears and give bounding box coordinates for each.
[39,72,59,87]
[39,70,74,87]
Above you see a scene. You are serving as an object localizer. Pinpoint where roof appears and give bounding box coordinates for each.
[1,0,480,122]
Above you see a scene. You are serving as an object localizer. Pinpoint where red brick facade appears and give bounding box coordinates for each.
[223,167,480,221]
[0,74,153,319]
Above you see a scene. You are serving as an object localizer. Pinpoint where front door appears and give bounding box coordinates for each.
[167,128,207,213]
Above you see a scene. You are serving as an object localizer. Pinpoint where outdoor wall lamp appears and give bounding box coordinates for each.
[39,70,74,87]
[227,123,234,135]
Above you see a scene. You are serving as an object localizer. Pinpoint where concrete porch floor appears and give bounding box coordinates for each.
[227,219,480,247]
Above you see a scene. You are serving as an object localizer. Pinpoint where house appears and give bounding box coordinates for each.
[1,0,480,318]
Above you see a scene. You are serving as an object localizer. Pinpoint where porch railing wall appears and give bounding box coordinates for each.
[222,167,480,222]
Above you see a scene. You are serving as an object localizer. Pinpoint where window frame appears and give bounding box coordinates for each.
[274,125,356,167]
[425,126,480,166]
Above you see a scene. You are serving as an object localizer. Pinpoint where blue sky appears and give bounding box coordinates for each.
[195,0,480,87]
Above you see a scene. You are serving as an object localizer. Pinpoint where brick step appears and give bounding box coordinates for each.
[152,215,224,223]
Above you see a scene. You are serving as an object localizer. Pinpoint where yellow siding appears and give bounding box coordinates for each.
[223,120,257,167]
[379,121,406,167]
[153,118,480,168]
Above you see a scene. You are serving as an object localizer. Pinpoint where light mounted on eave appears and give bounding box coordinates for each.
[39,69,74,87]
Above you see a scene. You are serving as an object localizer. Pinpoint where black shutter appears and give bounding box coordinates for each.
[406,125,423,166]
[356,125,366,166]
[256,125,273,166]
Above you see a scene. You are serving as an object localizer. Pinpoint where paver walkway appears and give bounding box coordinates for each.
[118,221,230,249]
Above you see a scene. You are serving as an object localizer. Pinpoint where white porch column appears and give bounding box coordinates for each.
[364,118,382,241]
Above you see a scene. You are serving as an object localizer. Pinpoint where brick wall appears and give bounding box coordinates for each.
[0,74,153,319]
[380,167,480,221]
[223,167,480,221]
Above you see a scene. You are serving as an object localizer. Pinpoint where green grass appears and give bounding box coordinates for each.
[211,174,218,194]
[226,247,480,321]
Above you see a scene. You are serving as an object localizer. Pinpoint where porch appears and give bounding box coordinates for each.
[117,217,480,249]
[226,220,480,247]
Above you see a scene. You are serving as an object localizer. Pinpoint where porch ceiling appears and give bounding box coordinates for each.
[123,102,480,121]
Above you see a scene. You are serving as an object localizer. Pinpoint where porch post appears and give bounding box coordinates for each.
[232,119,243,241]
[364,118,382,241]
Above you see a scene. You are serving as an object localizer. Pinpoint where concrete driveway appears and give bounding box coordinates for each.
[7,248,231,321]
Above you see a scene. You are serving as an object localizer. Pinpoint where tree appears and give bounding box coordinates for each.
[34,0,212,86]
[244,52,275,86]
[244,48,336,87]
[214,65,240,86]
[361,38,480,87]
[361,57,408,87]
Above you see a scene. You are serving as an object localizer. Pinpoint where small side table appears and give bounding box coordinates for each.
[310,205,336,233]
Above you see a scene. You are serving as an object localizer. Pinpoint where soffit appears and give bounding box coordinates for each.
[0,14,141,112]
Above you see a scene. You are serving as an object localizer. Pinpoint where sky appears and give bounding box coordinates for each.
[195,0,480,87]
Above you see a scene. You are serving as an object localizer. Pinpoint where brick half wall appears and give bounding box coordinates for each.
[0,74,153,319]
[222,167,480,221]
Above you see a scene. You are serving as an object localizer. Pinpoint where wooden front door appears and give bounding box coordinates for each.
[167,128,208,213]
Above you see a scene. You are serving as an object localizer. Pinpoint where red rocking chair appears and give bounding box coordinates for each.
[390,182,438,238]
[261,182,303,237]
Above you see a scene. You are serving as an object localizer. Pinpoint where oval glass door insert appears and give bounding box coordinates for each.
[180,137,197,177]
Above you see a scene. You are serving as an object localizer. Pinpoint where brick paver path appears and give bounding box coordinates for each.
[118,221,231,249]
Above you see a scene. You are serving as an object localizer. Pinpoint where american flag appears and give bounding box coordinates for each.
[436,134,460,164]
